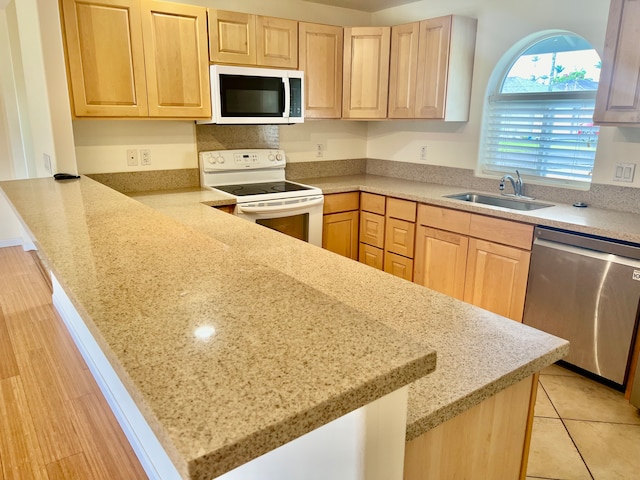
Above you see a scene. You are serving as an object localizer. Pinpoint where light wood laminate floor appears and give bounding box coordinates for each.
[0,246,146,479]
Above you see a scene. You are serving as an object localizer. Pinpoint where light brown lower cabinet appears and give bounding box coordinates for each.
[359,243,384,270]
[384,251,413,281]
[322,192,360,260]
[413,226,468,300]
[404,374,538,480]
[323,211,359,260]
[413,204,533,321]
[464,238,531,321]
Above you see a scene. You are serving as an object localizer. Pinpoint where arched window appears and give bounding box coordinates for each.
[478,33,601,189]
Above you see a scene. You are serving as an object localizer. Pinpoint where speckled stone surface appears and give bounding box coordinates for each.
[86,168,200,193]
[297,174,640,244]
[286,159,367,179]
[130,185,570,442]
[366,159,640,215]
[0,177,436,480]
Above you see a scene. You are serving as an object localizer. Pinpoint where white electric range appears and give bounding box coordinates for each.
[199,149,324,246]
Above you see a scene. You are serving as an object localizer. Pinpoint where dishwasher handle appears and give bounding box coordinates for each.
[535,227,640,261]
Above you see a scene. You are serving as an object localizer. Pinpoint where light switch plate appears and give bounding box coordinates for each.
[613,162,636,183]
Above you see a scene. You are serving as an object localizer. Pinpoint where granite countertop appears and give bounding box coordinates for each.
[298,174,640,244]
[130,179,569,440]
[0,177,437,480]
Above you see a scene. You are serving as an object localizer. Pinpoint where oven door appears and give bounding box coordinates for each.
[235,195,323,246]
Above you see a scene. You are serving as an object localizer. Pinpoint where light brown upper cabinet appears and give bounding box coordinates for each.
[61,0,210,118]
[342,27,391,119]
[388,15,477,121]
[299,22,343,119]
[141,1,211,118]
[61,0,148,116]
[388,22,420,119]
[209,10,298,68]
[594,0,640,124]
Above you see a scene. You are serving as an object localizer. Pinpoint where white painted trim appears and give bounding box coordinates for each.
[0,237,22,247]
[51,273,182,480]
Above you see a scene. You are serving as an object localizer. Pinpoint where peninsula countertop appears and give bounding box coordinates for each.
[130,178,569,439]
[0,177,437,480]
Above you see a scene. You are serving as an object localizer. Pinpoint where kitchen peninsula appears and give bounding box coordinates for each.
[0,176,568,480]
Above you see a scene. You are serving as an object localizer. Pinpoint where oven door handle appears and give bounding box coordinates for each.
[236,196,324,214]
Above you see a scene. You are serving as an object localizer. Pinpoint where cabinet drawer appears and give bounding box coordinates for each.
[387,197,416,222]
[417,204,471,234]
[361,192,386,215]
[469,215,534,250]
[323,192,359,214]
[384,252,413,281]
[360,211,385,248]
[359,243,384,270]
[385,217,416,258]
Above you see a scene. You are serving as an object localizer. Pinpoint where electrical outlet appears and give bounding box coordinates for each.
[141,149,151,165]
[420,145,427,161]
[315,143,324,158]
[127,149,138,166]
[43,153,51,174]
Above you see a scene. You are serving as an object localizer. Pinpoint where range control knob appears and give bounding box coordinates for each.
[207,155,216,165]
[216,156,225,164]
[275,153,283,161]
[268,153,275,161]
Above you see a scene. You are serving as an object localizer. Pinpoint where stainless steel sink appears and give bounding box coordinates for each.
[444,193,553,211]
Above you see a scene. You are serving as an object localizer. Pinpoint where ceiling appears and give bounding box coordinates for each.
[304,0,419,12]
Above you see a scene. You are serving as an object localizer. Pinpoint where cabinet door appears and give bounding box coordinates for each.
[343,27,391,119]
[464,238,531,322]
[415,16,451,119]
[594,0,640,124]
[142,1,211,118]
[256,16,298,68]
[388,22,419,119]
[61,0,148,117]
[323,211,359,260]
[359,243,384,270]
[299,22,343,119]
[384,252,413,281]
[208,10,256,64]
[385,217,415,258]
[360,211,385,248]
[414,226,468,300]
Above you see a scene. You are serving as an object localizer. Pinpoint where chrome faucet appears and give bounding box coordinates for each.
[500,170,524,197]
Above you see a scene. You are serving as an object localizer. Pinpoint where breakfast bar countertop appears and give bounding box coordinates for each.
[0,177,437,480]
[1,175,569,479]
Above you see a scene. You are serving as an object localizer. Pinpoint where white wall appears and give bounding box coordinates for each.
[0,0,76,179]
[367,0,640,187]
[280,120,368,163]
[74,120,198,174]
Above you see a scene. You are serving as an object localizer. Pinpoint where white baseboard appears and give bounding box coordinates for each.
[0,237,23,248]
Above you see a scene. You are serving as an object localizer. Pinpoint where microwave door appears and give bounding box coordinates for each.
[219,74,285,121]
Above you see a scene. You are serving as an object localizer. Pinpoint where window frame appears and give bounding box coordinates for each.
[478,33,600,190]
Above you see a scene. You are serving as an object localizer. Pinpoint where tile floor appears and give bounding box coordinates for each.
[526,363,640,480]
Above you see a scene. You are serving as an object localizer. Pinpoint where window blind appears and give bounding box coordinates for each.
[481,93,598,185]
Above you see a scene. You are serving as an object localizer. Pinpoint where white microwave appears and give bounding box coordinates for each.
[199,65,304,125]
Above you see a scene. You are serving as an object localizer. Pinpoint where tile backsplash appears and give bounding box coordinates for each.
[195,125,279,152]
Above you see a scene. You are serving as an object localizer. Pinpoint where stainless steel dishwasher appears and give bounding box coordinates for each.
[523,226,640,386]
